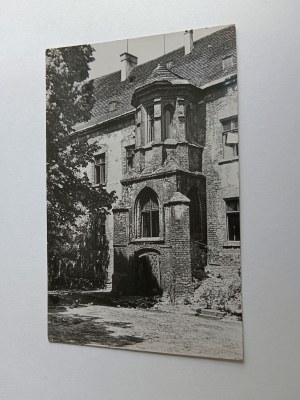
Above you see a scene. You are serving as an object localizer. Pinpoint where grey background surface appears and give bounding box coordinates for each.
[1,1,300,399]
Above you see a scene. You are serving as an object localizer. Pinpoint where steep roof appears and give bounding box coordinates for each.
[76,25,236,132]
[140,63,186,86]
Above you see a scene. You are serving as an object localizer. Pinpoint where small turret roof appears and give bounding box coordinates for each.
[141,63,186,86]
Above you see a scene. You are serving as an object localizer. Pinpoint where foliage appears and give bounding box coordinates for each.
[193,272,242,316]
[46,45,116,288]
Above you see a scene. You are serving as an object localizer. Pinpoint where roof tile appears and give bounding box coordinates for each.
[76,25,236,131]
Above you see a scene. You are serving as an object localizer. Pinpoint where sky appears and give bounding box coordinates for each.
[89,25,228,79]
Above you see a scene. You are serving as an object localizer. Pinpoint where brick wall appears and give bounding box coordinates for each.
[202,79,241,267]
[205,263,241,281]
[164,195,193,299]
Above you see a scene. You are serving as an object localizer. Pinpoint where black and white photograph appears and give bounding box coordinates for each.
[3,0,300,398]
[47,24,243,360]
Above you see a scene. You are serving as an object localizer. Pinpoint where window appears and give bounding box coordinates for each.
[185,105,191,137]
[225,198,240,241]
[94,214,106,245]
[146,107,154,143]
[137,188,159,238]
[166,60,174,69]
[141,196,159,237]
[188,188,202,239]
[126,146,134,171]
[94,154,106,184]
[163,105,174,140]
[222,55,235,70]
[222,117,239,159]
[99,217,106,245]
[108,101,118,112]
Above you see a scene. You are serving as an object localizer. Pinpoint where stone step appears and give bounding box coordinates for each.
[196,314,224,320]
[194,308,225,319]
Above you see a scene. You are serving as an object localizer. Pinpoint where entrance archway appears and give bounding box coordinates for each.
[134,251,161,296]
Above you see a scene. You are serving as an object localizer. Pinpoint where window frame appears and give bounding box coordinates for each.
[166,60,174,69]
[221,116,239,160]
[136,188,160,239]
[146,106,154,144]
[108,101,118,112]
[222,55,235,70]
[94,213,107,246]
[126,146,135,172]
[94,153,106,185]
[225,198,240,242]
[185,105,191,137]
[141,197,159,238]
[162,105,174,141]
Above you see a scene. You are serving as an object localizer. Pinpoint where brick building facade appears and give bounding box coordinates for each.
[75,26,240,299]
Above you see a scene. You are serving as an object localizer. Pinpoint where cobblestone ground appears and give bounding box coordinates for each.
[48,303,243,360]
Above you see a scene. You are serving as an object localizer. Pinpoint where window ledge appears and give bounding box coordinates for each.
[92,182,107,188]
[131,237,164,243]
[223,241,240,248]
[218,157,239,165]
[163,138,177,146]
[142,142,154,150]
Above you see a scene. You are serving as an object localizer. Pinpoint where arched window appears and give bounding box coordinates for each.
[136,188,159,238]
[188,187,202,238]
[163,105,174,140]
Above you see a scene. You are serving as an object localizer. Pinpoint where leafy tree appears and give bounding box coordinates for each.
[46,45,116,288]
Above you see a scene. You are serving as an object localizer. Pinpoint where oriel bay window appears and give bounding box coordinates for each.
[94,153,106,184]
[225,198,240,241]
[222,117,239,159]
[137,188,160,238]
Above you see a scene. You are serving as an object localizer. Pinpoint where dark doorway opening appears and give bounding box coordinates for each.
[134,255,161,296]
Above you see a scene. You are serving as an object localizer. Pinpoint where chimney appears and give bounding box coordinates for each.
[120,52,138,81]
[184,30,194,55]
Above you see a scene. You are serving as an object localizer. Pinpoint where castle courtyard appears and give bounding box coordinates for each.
[48,301,243,360]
